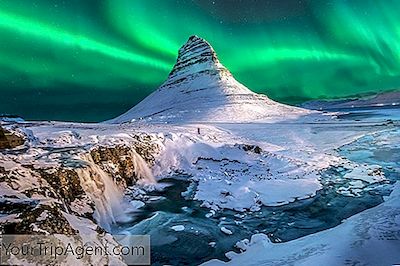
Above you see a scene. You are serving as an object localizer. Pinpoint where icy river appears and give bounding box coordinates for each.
[113,107,400,265]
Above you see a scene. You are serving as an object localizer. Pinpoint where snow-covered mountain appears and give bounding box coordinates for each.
[109,35,310,123]
[1,35,399,265]
[301,90,400,110]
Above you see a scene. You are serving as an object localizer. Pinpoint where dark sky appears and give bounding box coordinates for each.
[1,0,399,121]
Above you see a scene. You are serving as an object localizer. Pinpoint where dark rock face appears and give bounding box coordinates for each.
[0,198,38,214]
[0,163,91,234]
[0,127,25,149]
[2,205,76,235]
[235,144,263,154]
[162,35,231,88]
[131,134,160,165]
[90,137,160,186]
[88,133,160,186]
[90,146,139,187]
[168,35,220,76]
[36,168,85,204]
[0,130,160,236]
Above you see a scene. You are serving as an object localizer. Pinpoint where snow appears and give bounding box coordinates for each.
[0,115,24,123]
[36,210,49,221]
[107,36,313,124]
[343,164,385,183]
[1,108,396,215]
[171,225,185,232]
[220,227,233,235]
[203,182,400,266]
[1,35,399,265]
[209,242,217,247]
[63,213,126,266]
[130,200,145,209]
[205,210,215,218]
[302,91,400,110]
[0,214,21,224]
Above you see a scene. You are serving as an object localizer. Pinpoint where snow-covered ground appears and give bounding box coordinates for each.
[203,181,400,266]
[1,35,399,265]
[1,106,398,265]
[0,115,346,214]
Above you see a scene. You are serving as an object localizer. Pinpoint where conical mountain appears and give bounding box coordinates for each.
[109,35,310,123]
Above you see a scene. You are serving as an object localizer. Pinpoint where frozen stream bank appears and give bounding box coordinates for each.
[114,108,400,265]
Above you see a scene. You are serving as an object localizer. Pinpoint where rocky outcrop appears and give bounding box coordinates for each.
[130,133,161,165]
[0,126,25,149]
[35,168,85,204]
[0,128,160,238]
[108,35,310,123]
[163,35,231,88]
[90,146,142,187]
[90,135,160,186]
[235,144,263,154]
[2,204,76,235]
[0,163,94,235]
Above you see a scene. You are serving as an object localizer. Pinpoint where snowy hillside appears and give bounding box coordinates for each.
[109,36,311,123]
[302,90,400,110]
[0,36,399,265]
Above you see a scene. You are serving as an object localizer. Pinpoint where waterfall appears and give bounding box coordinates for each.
[76,150,155,231]
[76,154,129,231]
[128,149,156,184]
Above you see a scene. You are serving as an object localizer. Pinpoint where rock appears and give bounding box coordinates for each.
[0,127,25,149]
[253,146,262,154]
[90,139,160,186]
[0,198,38,214]
[35,168,85,204]
[220,189,232,197]
[1,204,76,235]
[235,144,263,154]
[90,145,138,187]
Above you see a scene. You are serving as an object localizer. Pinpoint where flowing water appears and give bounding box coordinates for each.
[76,150,155,231]
[113,108,400,265]
[76,154,132,231]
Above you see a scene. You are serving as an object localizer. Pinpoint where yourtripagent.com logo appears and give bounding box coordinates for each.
[0,234,150,265]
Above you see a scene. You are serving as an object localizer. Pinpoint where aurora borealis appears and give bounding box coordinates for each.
[1,0,400,121]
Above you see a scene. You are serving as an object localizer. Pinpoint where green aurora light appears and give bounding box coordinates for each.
[1,0,400,121]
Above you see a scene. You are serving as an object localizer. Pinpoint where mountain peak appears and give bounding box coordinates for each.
[108,36,310,124]
[178,35,217,62]
[164,35,229,87]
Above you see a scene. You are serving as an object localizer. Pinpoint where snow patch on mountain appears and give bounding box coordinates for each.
[108,36,312,123]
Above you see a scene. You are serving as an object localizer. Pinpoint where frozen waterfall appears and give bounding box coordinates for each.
[76,150,155,231]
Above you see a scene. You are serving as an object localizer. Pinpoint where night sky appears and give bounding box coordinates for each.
[1,0,400,122]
